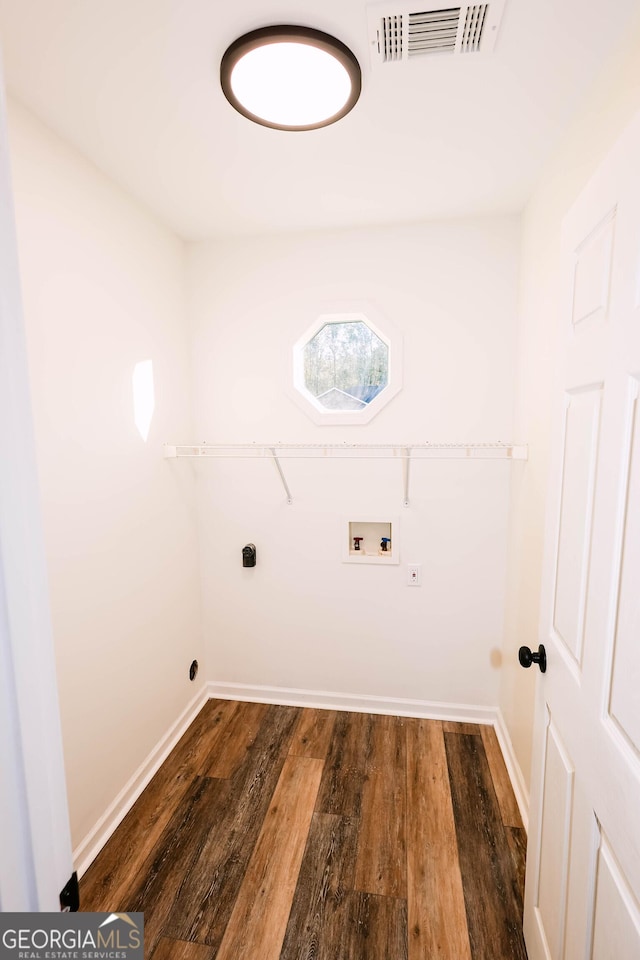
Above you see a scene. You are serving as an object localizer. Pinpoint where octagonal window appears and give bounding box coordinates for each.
[303,319,388,411]
[291,306,402,425]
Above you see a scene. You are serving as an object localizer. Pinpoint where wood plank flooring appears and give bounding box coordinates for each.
[81,700,528,959]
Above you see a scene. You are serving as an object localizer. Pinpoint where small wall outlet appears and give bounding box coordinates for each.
[407,564,421,586]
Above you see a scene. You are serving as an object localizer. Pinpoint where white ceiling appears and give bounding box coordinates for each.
[0,0,637,239]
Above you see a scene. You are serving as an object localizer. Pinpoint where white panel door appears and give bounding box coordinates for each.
[524,109,640,960]
[0,59,73,909]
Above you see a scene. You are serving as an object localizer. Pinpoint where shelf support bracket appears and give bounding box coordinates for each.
[269,448,293,504]
[402,447,411,507]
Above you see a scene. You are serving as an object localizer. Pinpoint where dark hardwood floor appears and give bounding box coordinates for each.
[81,699,528,959]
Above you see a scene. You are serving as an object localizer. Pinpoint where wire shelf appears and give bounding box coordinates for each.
[163,442,527,505]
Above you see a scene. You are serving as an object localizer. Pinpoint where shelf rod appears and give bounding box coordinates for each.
[269,447,293,505]
[163,442,528,508]
[164,443,528,461]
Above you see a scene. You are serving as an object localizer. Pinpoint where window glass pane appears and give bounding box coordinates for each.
[302,320,389,410]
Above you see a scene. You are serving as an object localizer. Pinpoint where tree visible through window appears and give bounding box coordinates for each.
[303,320,389,411]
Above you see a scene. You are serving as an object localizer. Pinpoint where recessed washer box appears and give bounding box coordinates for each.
[343,518,399,564]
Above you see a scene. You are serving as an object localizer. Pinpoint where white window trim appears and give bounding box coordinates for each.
[289,301,403,426]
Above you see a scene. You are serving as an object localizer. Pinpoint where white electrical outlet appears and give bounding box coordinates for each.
[407,563,421,586]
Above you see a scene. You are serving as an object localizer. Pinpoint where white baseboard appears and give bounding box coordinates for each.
[207,679,498,724]
[494,708,530,832]
[73,685,209,878]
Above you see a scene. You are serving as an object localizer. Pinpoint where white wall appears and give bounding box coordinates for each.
[8,100,204,852]
[188,220,520,708]
[500,10,640,793]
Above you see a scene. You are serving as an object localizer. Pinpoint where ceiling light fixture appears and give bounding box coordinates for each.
[220,26,362,131]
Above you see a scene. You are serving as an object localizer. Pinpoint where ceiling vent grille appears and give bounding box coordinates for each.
[381,15,404,61]
[461,4,488,52]
[367,0,505,65]
[408,9,460,56]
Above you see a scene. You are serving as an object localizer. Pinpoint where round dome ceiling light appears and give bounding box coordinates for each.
[220,26,362,131]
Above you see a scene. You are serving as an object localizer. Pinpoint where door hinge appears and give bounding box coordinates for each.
[59,871,79,912]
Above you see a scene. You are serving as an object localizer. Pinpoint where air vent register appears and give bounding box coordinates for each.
[367,1,506,64]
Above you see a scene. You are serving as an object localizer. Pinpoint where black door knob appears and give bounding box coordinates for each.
[518,644,547,673]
